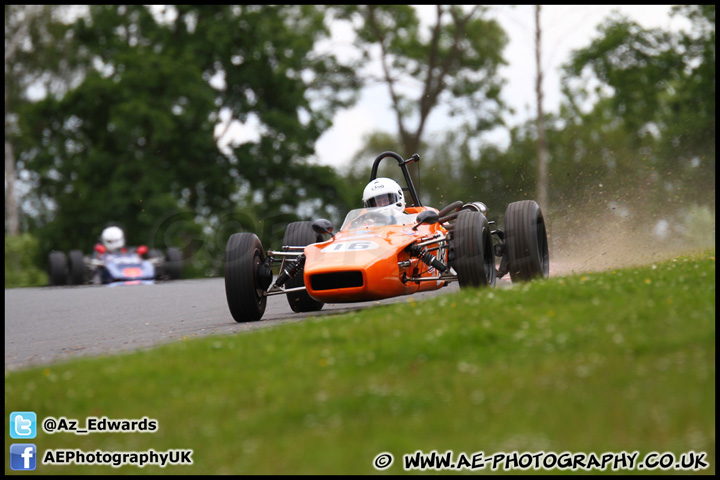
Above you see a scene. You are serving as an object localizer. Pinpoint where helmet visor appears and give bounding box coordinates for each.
[104,238,123,250]
[366,193,399,208]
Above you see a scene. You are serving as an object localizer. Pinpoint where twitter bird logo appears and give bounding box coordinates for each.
[10,412,37,439]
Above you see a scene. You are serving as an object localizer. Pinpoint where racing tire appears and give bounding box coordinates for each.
[225,233,267,322]
[68,250,87,285]
[283,222,325,313]
[504,200,549,282]
[453,211,496,288]
[48,251,68,286]
[165,247,182,280]
[148,249,165,278]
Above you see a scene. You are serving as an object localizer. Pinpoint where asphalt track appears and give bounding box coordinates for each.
[5,275,518,372]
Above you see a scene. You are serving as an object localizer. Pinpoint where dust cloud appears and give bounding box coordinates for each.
[544,200,715,276]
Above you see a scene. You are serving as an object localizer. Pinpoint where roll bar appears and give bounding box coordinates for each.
[369,151,422,207]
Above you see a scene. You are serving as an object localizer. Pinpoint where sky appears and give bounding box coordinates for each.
[301,5,688,170]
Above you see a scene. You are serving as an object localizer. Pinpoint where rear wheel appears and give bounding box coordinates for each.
[225,233,267,322]
[453,211,496,288]
[165,247,182,280]
[68,250,87,285]
[283,222,325,313]
[148,249,165,278]
[504,200,549,282]
[48,251,68,286]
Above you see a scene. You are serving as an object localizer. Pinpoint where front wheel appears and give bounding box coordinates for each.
[68,250,87,285]
[504,200,549,282]
[48,251,68,286]
[453,211,496,288]
[225,233,267,322]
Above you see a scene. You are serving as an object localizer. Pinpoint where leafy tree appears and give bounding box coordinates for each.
[660,5,715,199]
[418,125,536,217]
[560,7,715,209]
[344,5,715,237]
[565,14,684,135]
[15,5,361,262]
[5,233,47,287]
[5,5,84,235]
[333,5,508,184]
[19,7,233,253]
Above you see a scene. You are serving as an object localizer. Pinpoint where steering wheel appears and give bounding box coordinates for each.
[350,211,389,229]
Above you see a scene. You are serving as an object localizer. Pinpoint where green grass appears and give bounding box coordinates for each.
[5,250,715,475]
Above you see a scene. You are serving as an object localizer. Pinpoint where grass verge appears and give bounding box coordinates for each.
[5,250,715,475]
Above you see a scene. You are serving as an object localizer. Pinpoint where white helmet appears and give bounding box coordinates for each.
[101,226,125,251]
[362,177,405,212]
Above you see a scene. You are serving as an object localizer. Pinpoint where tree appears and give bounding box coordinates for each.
[5,5,83,235]
[561,7,715,209]
[15,5,361,259]
[564,13,684,135]
[660,5,715,198]
[534,5,549,212]
[334,5,508,182]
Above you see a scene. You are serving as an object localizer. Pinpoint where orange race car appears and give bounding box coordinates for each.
[224,151,549,322]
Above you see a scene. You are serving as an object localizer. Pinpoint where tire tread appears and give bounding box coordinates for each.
[504,200,549,282]
[225,233,266,322]
[454,211,496,288]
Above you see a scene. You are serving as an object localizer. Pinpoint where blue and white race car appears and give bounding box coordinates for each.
[48,246,182,286]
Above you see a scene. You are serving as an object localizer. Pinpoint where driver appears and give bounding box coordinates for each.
[348,178,407,229]
[95,225,126,256]
[362,178,406,212]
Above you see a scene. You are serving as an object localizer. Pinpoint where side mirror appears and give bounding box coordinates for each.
[312,219,335,238]
[412,210,440,231]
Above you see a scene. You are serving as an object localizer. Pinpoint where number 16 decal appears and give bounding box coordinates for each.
[322,241,379,252]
